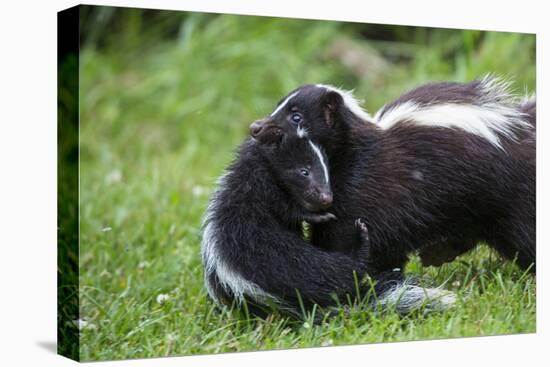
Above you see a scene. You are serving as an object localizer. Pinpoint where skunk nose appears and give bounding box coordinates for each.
[249,119,267,137]
[319,192,333,208]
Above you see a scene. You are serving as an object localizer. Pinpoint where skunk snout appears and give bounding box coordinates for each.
[250,118,284,144]
[318,191,333,209]
[250,118,270,137]
[249,120,264,137]
[302,189,333,212]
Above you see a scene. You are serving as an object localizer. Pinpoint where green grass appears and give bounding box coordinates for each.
[77,12,536,361]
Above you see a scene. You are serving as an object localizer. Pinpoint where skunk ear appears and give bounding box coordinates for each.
[323,90,344,127]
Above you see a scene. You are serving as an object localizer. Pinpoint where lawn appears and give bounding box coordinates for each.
[75,10,536,361]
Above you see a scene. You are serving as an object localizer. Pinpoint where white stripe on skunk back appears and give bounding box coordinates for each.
[201,173,275,305]
[202,219,273,303]
[317,84,374,122]
[373,75,532,149]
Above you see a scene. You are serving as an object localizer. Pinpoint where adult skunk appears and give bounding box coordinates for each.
[250,76,536,272]
[201,122,455,317]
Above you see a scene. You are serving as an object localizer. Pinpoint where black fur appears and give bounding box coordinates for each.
[202,134,386,315]
[377,80,493,116]
[251,80,536,272]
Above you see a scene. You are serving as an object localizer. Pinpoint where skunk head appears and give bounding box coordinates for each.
[250,84,372,150]
[258,126,333,212]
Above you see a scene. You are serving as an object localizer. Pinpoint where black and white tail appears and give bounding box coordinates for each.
[372,271,456,314]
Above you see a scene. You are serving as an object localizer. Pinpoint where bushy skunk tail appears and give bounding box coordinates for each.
[372,271,456,314]
[518,95,536,127]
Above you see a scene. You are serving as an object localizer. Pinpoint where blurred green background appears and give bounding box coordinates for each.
[76,6,536,361]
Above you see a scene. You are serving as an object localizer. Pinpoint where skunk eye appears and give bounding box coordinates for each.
[290,113,303,124]
[300,169,309,177]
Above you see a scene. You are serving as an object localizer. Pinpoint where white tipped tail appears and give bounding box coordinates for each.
[377,280,456,314]
[374,75,533,149]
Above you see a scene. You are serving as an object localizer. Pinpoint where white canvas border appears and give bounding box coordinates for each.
[0,0,546,366]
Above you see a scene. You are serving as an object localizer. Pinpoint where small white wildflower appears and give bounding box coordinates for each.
[105,169,122,184]
[452,280,461,287]
[101,227,112,232]
[393,268,401,272]
[303,322,311,329]
[138,261,150,269]
[280,328,291,337]
[321,339,334,347]
[156,294,170,305]
[72,319,97,331]
[167,333,177,342]
[191,186,206,197]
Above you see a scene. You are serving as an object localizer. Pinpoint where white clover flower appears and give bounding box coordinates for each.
[192,186,206,197]
[105,169,122,184]
[167,333,177,342]
[156,294,170,305]
[72,319,97,331]
[138,261,150,269]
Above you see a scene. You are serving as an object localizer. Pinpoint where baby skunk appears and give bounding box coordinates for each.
[250,76,536,272]
[201,129,455,317]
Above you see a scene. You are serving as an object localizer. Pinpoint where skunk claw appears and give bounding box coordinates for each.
[355,218,369,240]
